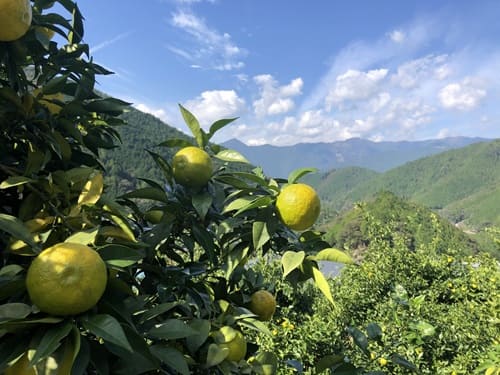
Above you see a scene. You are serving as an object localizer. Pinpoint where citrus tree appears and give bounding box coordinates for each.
[0,1,354,374]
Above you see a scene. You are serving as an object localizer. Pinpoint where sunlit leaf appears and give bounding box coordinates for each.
[215,149,250,164]
[78,172,103,206]
[179,104,206,148]
[287,167,318,184]
[253,221,270,251]
[311,265,334,304]
[281,251,305,278]
[206,343,229,367]
[309,248,354,264]
[0,176,34,189]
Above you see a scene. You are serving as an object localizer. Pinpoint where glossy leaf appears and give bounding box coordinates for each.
[148,319,199,340]
[0,176,34,189]
[179,104,206,148]
[98,244,145,267]
[310,248,354,264]
[287,167,318,184]
[78,172,103,206]
[215,149,250,164]
[0,303,32,322]
[30,322,73,365]
[206,343,229,367]
[311,265,334,304]
[81,314,133,352]
[281,251,305,278]
[252,221,270,251]
[150,345,190,375]
[0,213,38,250]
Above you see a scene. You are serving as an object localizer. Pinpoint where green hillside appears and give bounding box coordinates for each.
[314,139,500,229]
[323,191,481,256]
[100,108,191,196]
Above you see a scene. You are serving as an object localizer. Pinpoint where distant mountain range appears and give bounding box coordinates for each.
[307,139,500,229]
[222,137,488,177]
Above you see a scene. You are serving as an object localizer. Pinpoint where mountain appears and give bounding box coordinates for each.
[100,108,192,196]
[222,137,488,177]
[312,139,500,229]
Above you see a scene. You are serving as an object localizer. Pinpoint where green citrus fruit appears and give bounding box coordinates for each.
[249,290,276,321]
[0,0,32,41]
[26,242,107,316]
[217,326,247,362]
[172,146,213,187]
[276,183,321,231]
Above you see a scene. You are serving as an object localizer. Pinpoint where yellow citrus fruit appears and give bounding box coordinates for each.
[172,146,213,188]
[217,326,247,362]
[26,242,107,316]
[0,0,32,41]
[275,183,321,231]
[378,357,388,366]
[5,352,37,375]
[249,290,276,321]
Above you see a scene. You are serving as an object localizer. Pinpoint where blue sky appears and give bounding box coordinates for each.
[78,0,500,145]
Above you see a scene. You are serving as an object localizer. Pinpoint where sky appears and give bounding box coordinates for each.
[76,0,500,146]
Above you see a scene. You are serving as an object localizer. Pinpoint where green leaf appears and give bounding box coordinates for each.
[287,167,318,184]
[223,196,254,213]
[309,248,354,264]
[366,323,383,341]
[252,221,270,251]
[207,118,238,140]
[84,98,130,115]
[121,187,168,203]
[415,321,435,337]
[281,251,305,278]
[150,345,190,375]
[98,244,145,267]
[347,326,369,355]
[232,196,273,216]
[81,314,133,352]
[30,322,73,365]
[192,192,213,220]
[186,319,211,354]
[0,176,34,189]
[0,213,39,250]
[311,265,334,304]
[251,352,279,375]
[148,319,199,340]
[179,104,206,148]
[215,149,250,164]
[64,228,99,246]
[206,343,229,367]
[77,172,103,206]
[389,354,419,372]
[138,302,180,324]
[315,354,344,373]
[0,303,32,322]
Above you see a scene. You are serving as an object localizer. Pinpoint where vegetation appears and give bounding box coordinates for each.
[253,193,500,374]
[0,2,351,373]
[1,1,498,374]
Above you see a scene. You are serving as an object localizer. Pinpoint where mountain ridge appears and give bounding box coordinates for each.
[222,136,489,177]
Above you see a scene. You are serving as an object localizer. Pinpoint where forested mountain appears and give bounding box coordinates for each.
[100,108,192,196]
[312,139,500,229]
[222,136,487,177]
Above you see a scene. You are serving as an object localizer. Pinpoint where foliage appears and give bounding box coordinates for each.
[252,196,499,374]
[0,3,353,373]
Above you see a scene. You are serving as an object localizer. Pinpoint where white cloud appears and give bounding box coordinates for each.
[169,10,246,70]
[391,55,449,89]
[439,78,487,111]
[253,75,303,117]
[389,29,405,43]
[325,69,388,109]
[184,90,246,126]
[134,103,173,124]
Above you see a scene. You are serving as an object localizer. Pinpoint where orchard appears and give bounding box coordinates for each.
[0,1,355,374]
